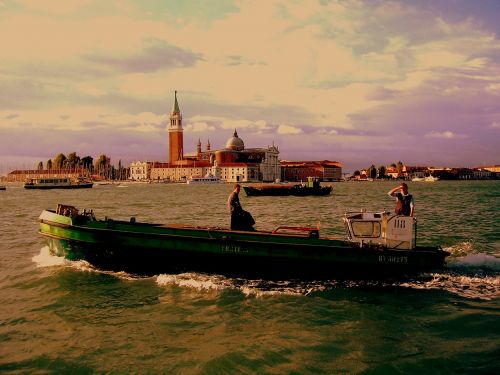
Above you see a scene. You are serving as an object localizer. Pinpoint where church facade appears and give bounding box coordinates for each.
[150,92,281,182]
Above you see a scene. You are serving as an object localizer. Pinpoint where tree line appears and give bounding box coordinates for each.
[353,161,404,179]
[37,152,128,180]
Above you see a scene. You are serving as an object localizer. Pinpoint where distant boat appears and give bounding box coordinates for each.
[412,176,439,182]
[424,176,439,182]
[244,177,332,197]
[186,173,222,184]
[0,185,6,190]
[24,177,93,189]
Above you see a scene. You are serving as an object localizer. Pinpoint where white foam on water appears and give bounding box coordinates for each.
[444,241,477,257]
[32,246,66,267]
[156,273,232,291]
[447,253,500,272]
[401,273,500,300]
[32,246,146,281]
[155,274,309,297]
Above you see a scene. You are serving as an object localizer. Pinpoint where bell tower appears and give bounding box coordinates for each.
[168,91,183,164]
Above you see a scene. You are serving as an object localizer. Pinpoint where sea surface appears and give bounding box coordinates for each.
[0,180,499,374]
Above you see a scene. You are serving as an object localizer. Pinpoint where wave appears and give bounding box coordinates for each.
[156,273,232,291]
[447,253,500,273]
[32,246,147,281]
[34,246,499,300]
[32,246,66,267]
[400,273,500,301]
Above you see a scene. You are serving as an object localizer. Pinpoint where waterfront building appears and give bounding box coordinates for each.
[150,161,210,182]
[280,160,342,182]
[405,166,427,180]
[5,169,88,182]
[478,165,500,173]
[129,161,152,181]
[148,92,281,183]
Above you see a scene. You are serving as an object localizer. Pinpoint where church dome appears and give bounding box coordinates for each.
[225,130,245,151]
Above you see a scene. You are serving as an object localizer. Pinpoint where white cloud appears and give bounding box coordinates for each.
[425,130,466,139]
[486,83,500,94]
[277,124,303,135]
[0,108,166,131]
[184,122,215,132]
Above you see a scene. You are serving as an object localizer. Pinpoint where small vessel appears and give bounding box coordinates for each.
[424,176,439,182]
[24,177,93,189]
[0,185,5,190]
[38,204,449,278]
[244,177,332,197]
[186,172,222,184]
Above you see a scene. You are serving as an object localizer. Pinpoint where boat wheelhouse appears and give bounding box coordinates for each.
[343,211,417,250]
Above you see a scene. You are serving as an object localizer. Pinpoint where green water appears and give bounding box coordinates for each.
[0,181,498,373]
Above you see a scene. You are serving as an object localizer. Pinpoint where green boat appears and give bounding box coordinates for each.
[38,204,449,278]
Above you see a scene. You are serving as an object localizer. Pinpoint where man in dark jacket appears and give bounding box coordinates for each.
[388,183,414,216]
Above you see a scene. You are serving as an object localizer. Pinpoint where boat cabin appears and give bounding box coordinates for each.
[343,210,416,250]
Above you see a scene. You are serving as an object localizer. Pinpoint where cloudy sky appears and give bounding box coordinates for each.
[1,0,499,173]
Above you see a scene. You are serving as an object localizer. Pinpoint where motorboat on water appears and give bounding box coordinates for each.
[38,204,449,278]
[424,176,439,182]
[24,177,93,189]
[0,185,6,190]
[412,176,439,182]
[243,177,332,197]
[186,172,223,184]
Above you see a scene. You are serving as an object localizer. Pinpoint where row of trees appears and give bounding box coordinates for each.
[353,161,404,179]
[36,153,128,180]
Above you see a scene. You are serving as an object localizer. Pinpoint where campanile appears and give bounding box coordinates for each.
[168,91,183,164]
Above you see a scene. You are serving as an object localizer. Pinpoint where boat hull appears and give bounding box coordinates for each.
[244,185,332,197]
[38,210,448,278]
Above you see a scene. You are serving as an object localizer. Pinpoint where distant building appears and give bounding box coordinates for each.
[405,166,428,179]
[280,160,342,182]
[147,92,281,183]
[478,165,500,173]
[472,168,492,179]
[5,169,88,182]
[129,161,152,181]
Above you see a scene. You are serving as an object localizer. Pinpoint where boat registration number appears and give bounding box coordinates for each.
[378,255,408,264]
[221,244,248,253]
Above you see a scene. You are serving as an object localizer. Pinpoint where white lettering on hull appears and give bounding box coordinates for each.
[378,255,408,264]
[220,244,248,253]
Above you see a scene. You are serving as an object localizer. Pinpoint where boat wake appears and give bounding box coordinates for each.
[399,244,500,301]
[32,246,66,267]
[34,243,500,300]
[32,246,148,281]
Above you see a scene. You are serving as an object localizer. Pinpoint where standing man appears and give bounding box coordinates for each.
[228,184,243,230]
[227,184,255,230]
[388,182,414,217]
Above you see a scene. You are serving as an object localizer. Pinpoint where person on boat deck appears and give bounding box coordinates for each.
[227,184,255,230]
[388,183,414,217]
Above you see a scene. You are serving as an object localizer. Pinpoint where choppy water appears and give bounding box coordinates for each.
[1,180,499,373]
